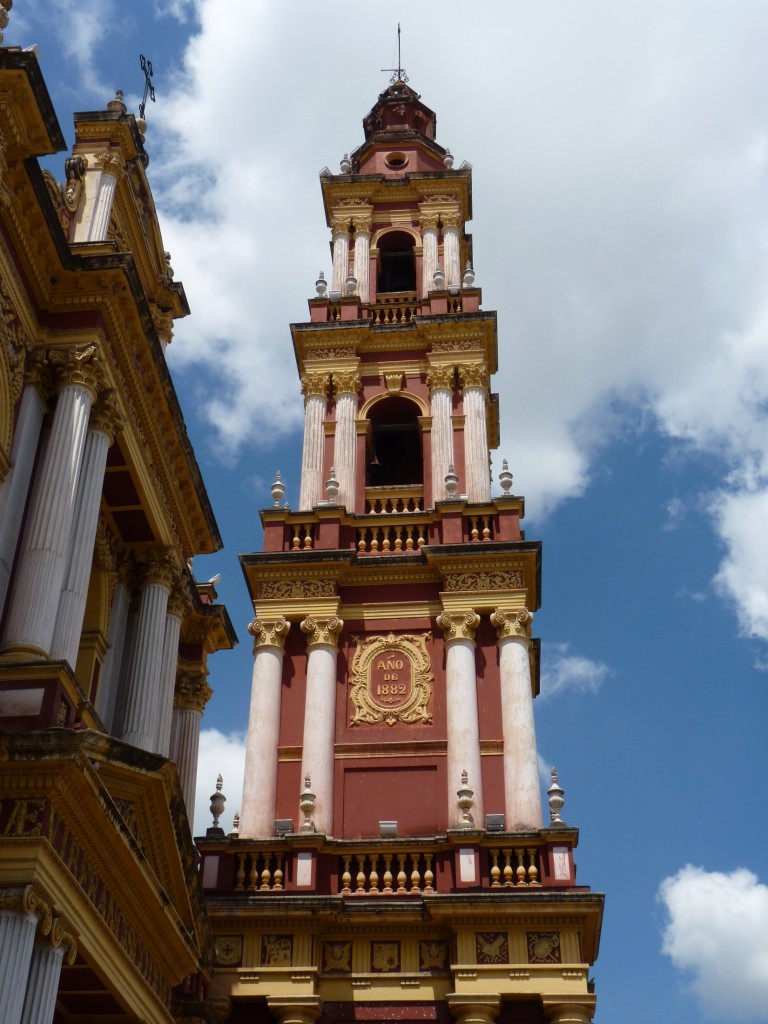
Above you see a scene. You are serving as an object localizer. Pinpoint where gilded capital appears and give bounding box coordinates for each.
[351,211,373,234]
[89,388,122,440]
[437,610,481,643]
[301,372,330,400]
[301,615,344,650]
[249,617,291,651]
[419,210,440,231]
[427,365,455,393]
[167,576,192,619]
[441,210,462,231]
[49,343,103,396]
[26,349,53,401]
[142,547,180,590]
[458,362,489,390]
[331,215,352,237]
[490,607,533,641]
[174,671,213,712]
[94,149,124,178]
[332,370,361,397]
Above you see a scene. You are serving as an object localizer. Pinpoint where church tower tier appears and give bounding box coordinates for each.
[199,79,603,1024]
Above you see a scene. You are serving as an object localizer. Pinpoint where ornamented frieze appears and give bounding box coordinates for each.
[527,931,561,964]
[475,931,509,965]
[349,632,433,727]
[444,570,524,592]
[258,578,336,599]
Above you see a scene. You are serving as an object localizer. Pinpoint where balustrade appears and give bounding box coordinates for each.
[290,522,314,550]
[340,850,435,894]
[464,514,494,542]
[233,849,286,892]
[365,487,424,515]
[357,521,427,554]
[488,847,541,888]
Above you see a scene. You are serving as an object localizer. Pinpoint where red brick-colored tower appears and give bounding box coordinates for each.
[199,79,603,1024]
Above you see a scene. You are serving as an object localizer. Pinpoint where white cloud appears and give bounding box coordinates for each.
[712,488,768,641]
[540,643,610,700]
[659,865,768,1021]
[193,728,245,836]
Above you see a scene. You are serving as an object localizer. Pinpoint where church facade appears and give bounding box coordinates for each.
[198,80,603,1024]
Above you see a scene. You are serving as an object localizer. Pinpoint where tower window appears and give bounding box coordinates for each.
[367,395,423,487]
[377,230,416,294]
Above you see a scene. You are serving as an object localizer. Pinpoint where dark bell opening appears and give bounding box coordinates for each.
[377,230,416,293]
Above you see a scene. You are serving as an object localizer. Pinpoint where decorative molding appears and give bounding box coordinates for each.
[490,607,533,640]
[384,371,403,393]
[259,579,336,600]
[475,931,509,965]
[349,632,433,727]
[248,617,291,651]
[444,570,524,592]
[436,609,481,643]
[527,931,561,964]
[300,615,343,650]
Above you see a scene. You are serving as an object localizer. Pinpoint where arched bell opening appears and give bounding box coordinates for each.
[376,230,416,294]
[366,395,423,489]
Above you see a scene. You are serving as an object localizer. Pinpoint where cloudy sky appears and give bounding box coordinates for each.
[14,2,768,1021]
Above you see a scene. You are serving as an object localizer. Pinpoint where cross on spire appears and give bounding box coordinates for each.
[138,53,155,120]
[381,23,408,84]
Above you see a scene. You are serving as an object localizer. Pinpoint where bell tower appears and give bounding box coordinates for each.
[198,79,603,1024]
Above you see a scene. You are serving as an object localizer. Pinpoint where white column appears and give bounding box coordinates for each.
[0,887,52,1024]
[443,212,462,287]
[460,364,491,503]
[85,152,122,242]
[240,618,291,838]
[353,219,371,302]
[298,375,328,511]
[120,552,176,751]
[170,675,211,818]
[95,573,131,731]
[1,349,100,659]
[20,931,72,1024]
[0,382,47,618]
[155,597,184,757]
[332,372,359,512]
[420,215,439,297]
[299,616,343,835]
[50,395,117,667]
[437,610,484,828]
[491,609,542,830]
[331,223,350,293]
[428,366,455,505]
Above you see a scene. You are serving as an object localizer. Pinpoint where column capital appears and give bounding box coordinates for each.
[441,210,462,231]
[301,372,330,400]
[427,364,455,392]
[48,343,104,396]
[166,575,192,619]
[50,915,78,964]
[174,671,213,712]
[458,362,489,390]
[249,616,291,651]
[419,209,441,231]
[437,609,481,643]
[94,148,125,178]
[542,999,596,1024]
[332,370,361,397]
[89,387,122,440]
[446,994,501,1024]
[350,211,373,233]
[301,615,343,649]
[142,547,179,590]
[0,884,53,934]
[490,607,533,640]
[330,214,352,237]
[25,349,54,402]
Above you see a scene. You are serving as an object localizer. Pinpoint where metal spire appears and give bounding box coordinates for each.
[381,23,408,84]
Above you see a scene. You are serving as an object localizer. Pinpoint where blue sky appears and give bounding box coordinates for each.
[14,2,768,1021]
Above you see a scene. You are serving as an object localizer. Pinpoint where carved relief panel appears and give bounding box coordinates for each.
[348,632,433,727]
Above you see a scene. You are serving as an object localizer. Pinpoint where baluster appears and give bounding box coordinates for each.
[358,528,368,552]
[292,525,301,550]
[369,855,379,894]
[235,853,247,891]
[382,528,391,552]
[424,853,435,893]
[261,857,272,891]
[416,525,426,548]
[383,855,393,894]
[515,848,527,886]
[341,857,352,894]
[356,855,367,893]
[274,852,284,891]
[394,526,403,551]
[303,525,312,549]
[482,515,491,540]
[405,525,414,551]
[410,854,422,893]
[502,849,514,887]
[470,516,479,541]
[490,849,501,888]
[527,848,540,887]
[370,529,380,553]
[396,853,408,893]
[248,853,259,891]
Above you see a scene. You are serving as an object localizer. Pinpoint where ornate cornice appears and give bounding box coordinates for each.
[301,615,344,650]
[248,617,291,652]
[490,607,533,640]
[436,609,481,643]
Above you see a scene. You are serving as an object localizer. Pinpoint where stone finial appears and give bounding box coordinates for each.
[433,264,445,290]
[315,271,327,296]
[498,458,513,495]
[228,812,240,838]
[443,148,454,170]
[548,767,565,825]
[344,275,357,296]
[462,260,475,288]
[208,775,226,833]
[271,470,285,507]
[299,774,316,833]
[325,467,340,503]
[340,153,352,173]
[445,464,459,499]
[457,770,474,828]
[107,89,127,115]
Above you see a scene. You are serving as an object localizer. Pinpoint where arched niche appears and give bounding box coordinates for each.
[375,229,417,294]
[365,394,424,488]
